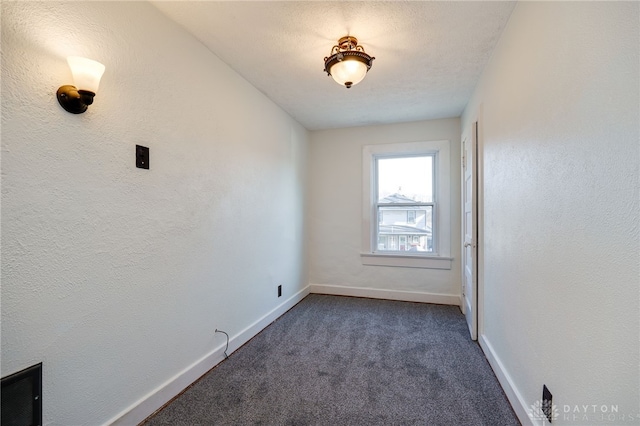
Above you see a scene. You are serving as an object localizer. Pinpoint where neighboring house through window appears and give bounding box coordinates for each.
[375,155,434,253]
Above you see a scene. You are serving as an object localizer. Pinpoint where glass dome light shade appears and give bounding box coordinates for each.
[67,56,105,94]
[329,59,368,88]
[324,36,374,88]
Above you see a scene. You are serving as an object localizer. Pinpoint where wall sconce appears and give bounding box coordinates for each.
[57,56,105,114]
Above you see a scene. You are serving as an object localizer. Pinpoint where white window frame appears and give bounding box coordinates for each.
[362,140,452,270]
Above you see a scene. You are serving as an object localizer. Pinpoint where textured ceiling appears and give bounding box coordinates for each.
[151,1,516,130]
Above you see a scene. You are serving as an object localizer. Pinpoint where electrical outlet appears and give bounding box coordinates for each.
[542,385,553,423]
[278,285,282,297]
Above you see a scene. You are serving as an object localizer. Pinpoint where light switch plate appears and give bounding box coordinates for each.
[136,145,149,169]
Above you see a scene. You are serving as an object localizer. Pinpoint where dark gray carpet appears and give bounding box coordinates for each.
[144,294,520,425]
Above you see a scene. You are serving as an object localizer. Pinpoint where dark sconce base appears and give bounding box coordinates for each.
[57,85,96,114]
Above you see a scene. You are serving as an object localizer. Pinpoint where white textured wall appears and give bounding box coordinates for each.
[462,2,639,423]
[1,2,308,425]
[308,118,461,297]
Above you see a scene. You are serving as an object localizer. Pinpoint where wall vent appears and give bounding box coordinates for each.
[1,363,42,426]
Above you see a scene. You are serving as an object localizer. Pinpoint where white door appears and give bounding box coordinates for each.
[462,122,478,340]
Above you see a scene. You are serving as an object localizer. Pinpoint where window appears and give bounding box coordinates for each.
[375,155,434,253]
[362,140,452,270]
[407,210,416,224]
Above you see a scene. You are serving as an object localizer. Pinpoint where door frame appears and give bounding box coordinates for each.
[461,106,485,340]
[476,106,485,339]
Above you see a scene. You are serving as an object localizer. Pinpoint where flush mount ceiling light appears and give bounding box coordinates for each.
[323,36,374,89]
[57,56,106,114]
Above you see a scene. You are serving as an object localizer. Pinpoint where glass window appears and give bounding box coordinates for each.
[374,154,436,253]
[361,139,452,269]
[407,210,416,224]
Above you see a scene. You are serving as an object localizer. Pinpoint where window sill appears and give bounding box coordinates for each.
[360,253,453,270]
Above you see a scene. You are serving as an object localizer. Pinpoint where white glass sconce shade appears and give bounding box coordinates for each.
[67,56,105,93]
[57,56,106,114]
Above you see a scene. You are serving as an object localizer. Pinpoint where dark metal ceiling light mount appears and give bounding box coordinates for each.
[324,36,375,89]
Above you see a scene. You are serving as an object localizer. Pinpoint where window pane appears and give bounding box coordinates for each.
[378,156,433,203]
[407,210,416,224]
[377,206,433,252]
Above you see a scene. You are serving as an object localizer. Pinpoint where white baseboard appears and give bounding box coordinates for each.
[479,334,537,426]
[309,283,460,306]
[107,286,310,426]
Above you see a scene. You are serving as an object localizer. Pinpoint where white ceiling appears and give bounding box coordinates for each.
[151,1,516,131]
